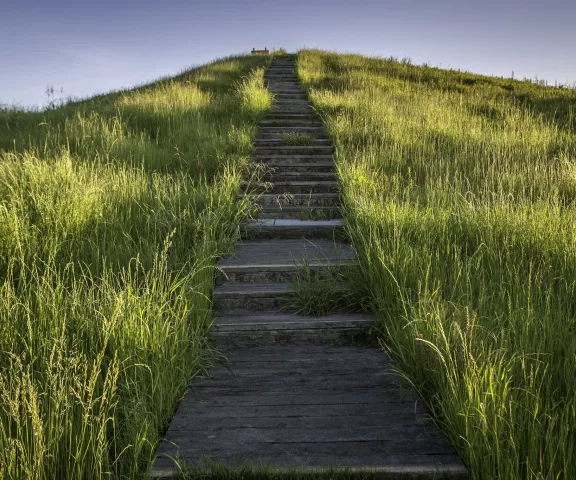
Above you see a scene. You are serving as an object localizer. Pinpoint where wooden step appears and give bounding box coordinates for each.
[243,218,345,240]
[259,126,324,134]
[272,93,308,100]
[259,119,323,127]
[213,282,294,311]
[265,74,298,78]
[216,239,354,284]
[245,181,339,194]
[270,101,311,106]
[268,86,304,92]
[268,88,305,94]
[257,206,341,220]
[254,138,330,146]
[261,172,336,182]
[273,98,310,104]
[257,133,328,141]
[254,154,333,164]
[268,83,302,88]
[242,193,341,207]
[214,281,350,314]
[270,106,315,113]
[270,106,315,114]
[255,145,333,155]
[257,159,334,171]
[211,312,372,344]
[267,80,300,84]
[264,113,319,119]
[150,345,468,478]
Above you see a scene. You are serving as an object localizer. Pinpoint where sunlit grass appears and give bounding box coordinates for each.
[0,54,272,479]
[298,49,576,480]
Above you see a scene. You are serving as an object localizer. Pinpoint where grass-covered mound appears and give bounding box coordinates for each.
[0,54,272,479]
[298,49,576,480]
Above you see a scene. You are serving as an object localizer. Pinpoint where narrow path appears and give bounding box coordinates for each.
[150,56,467,478]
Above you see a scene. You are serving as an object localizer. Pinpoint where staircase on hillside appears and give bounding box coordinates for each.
[150,55,467,479]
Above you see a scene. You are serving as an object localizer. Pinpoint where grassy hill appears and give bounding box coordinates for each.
[1,49,575,479]
[298,49,576,480]
[0,54,271,479]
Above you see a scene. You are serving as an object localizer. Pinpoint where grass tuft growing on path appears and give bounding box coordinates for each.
[298,49,576,480]
[279,132,316,146]
[0,54,272,479]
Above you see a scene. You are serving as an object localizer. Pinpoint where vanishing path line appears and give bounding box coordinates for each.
[150,55,467,479]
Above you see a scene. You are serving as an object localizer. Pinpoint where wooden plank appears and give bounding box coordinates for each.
[152,454,466,472]
[176,391,418,407]
[187,386,411,396]
[190,374,398,389]
[163,428,450,448]
[167,414,436,431]
[157,436,457,456]
[170,403,427,419]
[218,352,387,364]
[222,343,369,354]
[214,312,372,326]
[212,322,372,332]
[217,239,354,267]
[209,329,370,344]
[214,282,293,295]
[192,364,389,379]
[205,357,387,374]
[194,365,390,379]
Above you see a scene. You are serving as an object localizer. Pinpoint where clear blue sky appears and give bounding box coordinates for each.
[2,0,575,109]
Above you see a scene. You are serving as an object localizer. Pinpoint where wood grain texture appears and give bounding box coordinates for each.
[151,345,465,477]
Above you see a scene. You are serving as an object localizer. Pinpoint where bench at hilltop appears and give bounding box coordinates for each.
[251,48,269,55]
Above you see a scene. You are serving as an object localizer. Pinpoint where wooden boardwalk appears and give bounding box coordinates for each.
[150,56,467,479]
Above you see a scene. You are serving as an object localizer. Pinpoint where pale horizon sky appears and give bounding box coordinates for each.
[2,0,575,109]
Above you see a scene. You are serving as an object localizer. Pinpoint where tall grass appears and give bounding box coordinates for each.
[298,49,576,479]
[0,54,272,479]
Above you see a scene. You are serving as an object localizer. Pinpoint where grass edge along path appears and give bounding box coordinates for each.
[0,54,272,479]
[297,49,576,480]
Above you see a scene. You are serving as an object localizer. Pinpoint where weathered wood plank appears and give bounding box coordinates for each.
[151,456,467,478]
[156,437,457,456]
[195,364,389,378]
[217,239,354,267]
[176,391,417,407]
[190,375,399,390]
[214,312,372,326]
[165,426,452,444]
[221,344,382,358]
[167,413,433,431]
[169,403,427,420]
[213,320,368,328]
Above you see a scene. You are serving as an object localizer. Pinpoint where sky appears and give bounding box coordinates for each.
[1,0,575,109]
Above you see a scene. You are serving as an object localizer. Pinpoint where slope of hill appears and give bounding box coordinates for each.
[298,49,576,480]
[2,48,575,480]
[0,54,271,479]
